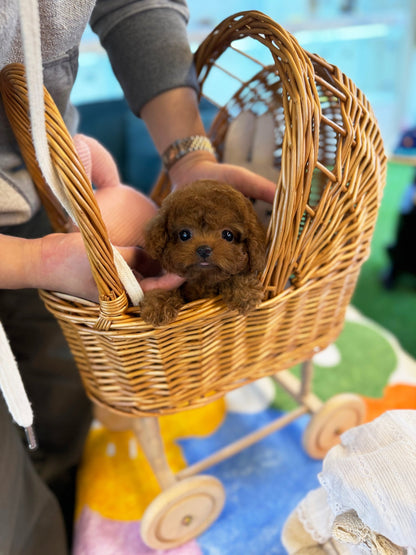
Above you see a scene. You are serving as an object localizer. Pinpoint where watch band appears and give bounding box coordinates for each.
[162,135,216,171]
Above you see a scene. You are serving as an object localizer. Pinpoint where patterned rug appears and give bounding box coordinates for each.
[73,306,416,554]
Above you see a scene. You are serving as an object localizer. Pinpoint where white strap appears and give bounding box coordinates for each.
[112,247,144,305]
[18,0,144,305]
[18,0,74,220]
[0,322,37,448]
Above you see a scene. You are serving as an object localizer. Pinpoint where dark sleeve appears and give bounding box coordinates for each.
[90,0,199,116]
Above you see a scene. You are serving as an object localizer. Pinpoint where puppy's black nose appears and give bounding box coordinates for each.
[196,245,212,259]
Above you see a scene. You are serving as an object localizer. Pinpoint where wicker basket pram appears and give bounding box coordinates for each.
[0,11,386,549]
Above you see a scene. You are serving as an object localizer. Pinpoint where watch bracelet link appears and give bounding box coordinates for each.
[162,135,216,171]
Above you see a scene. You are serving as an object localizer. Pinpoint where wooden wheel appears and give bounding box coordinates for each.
[302,393,366,459]
[140,475,225,549]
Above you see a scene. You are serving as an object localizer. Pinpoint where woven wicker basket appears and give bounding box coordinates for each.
[0,11,386,418]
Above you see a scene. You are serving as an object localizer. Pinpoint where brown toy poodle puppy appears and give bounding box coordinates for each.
[140,179,267,326]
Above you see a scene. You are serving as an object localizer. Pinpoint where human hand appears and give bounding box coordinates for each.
[0,135,185,302]
[168,112,278,205]
[73,134,158,247]
[36,232,184,302]
[71,135,187,301]
[140,87,276,204]
[168,150,275,204]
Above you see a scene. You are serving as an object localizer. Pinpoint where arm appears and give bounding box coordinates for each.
[141,87,276,201]
[0,232,96,297]
[90,1,197,116]
[0,233,183,302]
[0,134,185,301]
[91,1,276,202]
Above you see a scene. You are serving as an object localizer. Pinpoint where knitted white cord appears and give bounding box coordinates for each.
[17,0,144,306]
[0,322,37,449]
[17,0,74,221]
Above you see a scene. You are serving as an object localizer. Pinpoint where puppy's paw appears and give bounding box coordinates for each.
[140,289,184,327]
[229,290,263,315]
[221,276,264,315]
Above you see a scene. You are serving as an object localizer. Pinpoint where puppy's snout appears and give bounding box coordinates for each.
[196,245,212,259]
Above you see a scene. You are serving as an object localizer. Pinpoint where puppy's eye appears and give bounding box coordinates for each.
[222,230,234,242]
[179,229,192,241]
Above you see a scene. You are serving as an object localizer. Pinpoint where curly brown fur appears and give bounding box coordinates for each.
[141,179,267,326]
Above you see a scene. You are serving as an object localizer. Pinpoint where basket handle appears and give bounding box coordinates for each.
[0,63,136,327]
[194,11,321,295]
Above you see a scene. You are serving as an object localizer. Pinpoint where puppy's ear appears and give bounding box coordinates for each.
[245,207,267,274]
[145,213,168,260]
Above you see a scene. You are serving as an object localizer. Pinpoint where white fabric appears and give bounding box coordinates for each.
[283,411,416,554]
[0,173,40,226]
[319,410,416,550]
[0,0,94,225]
[18,0,144,306]
[0,152,41,226]
[282,489,353,554]
[0,322,33,429]
[296,487,335,545]
[0,0,93,67]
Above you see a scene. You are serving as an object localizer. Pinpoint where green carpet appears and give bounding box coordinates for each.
[352,161,416,359]
[273,306,402,412]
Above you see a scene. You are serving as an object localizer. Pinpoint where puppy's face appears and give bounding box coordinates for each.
[145,180,266,283]
[166,212,249,281]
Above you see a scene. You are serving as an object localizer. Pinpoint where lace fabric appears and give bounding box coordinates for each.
[297,487,334,544]
[319,410,416,549]
[283,411,416,554]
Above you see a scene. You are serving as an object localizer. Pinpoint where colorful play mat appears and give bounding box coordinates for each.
[73,306,416,554]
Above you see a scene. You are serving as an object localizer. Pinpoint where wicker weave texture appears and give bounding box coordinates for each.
[0,11,386,416]
[40,266,357,414]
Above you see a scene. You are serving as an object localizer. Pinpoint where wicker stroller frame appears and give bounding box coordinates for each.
[0,11,386,549]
